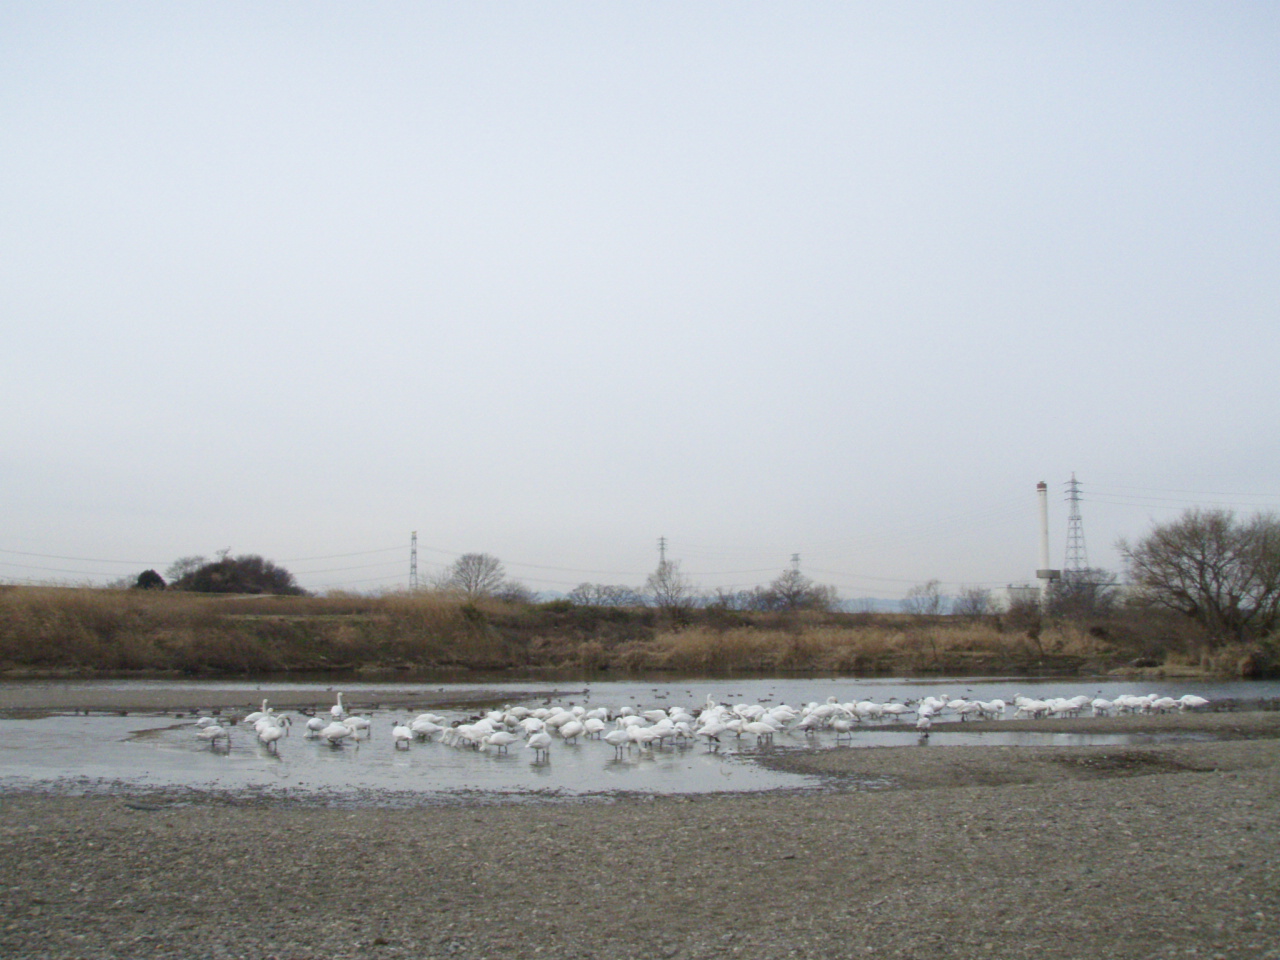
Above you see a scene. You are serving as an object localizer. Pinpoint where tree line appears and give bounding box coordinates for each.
[124,507,1280,650]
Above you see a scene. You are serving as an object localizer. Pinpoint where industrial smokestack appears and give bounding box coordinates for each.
[1036,480,1060,604]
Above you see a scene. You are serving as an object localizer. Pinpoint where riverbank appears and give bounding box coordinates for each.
[6,584,1267,680]
[0,683,574,716]
[1,704,1278,959]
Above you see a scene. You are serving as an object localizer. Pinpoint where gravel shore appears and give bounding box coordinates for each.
[1,696,1277,960]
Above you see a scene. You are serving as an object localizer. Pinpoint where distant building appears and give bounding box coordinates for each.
[1005,584,1039,608]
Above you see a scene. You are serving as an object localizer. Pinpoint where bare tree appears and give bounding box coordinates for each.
[165,555,207,583]
[902,579,946,616]
[568,583,644,607]
[706,587,767,612]
[1046,568,1120,621]
[445,553,506,599]
[953,585,993,619]
[758,568,839,612]
[494,580,536,604]
[1119,508,1280,642]
[646,560,696,615]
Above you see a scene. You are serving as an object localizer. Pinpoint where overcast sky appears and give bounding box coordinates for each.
[3,2,1278,599]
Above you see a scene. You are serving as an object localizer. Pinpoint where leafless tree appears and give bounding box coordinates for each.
[1046,568,1120,622]
[445,553,506,599]
[902,579,946,616]
[494,580,536,604]
[1119,508,1280,643]
[646,560,696,615]
[952,585,993,619]
[568,583,644,607]
[706,588,757,612]
[165,555,207,583]
[756,568,839,612]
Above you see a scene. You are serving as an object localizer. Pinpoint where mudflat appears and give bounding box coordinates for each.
[0,697,1277,959]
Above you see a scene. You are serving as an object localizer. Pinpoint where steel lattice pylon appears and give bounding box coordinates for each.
[1063,473,1089,579]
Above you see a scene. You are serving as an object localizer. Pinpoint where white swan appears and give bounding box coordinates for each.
[558,719,585,744]
[197,722,230,750]
[343,715,372,738]
[304,715,327,737]
[604,729,631,757]
[391,721,413,750]
[526,730,552,761]
[482,731,518,754]
[320,720,354,746]
[257,717,288,752]
[410,717,445,741]
[243,699,271,726]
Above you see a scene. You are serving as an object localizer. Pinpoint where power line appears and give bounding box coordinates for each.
[0,560,116,577]
[0,548,161,566]
[292,560,409,575]
[1084,495,1277,511]
[280,546,405,562]
[1086,480,1280,499]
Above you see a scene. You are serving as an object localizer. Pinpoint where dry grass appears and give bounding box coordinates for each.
[1159,642,1272,679]
[0,587,525,675]
[0,585,1270,678]
[643,622,1043,675]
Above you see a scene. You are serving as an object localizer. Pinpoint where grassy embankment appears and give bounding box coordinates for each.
[0,585,1269,680]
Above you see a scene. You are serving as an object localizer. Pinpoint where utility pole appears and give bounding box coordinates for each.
[410,531,419,591]
[1063,474,1089,581]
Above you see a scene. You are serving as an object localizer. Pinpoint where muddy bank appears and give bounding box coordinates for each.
[761,710,1280,791]
[0,683,584,716]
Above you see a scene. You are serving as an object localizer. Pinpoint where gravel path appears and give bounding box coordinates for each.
[1,701,1277,959]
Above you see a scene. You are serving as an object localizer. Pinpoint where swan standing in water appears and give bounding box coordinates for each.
[197,721,230,751]
[526,730,552,761]
[320,720,355,746]
[343,714,372,739]
[391,720,413,750]
[304,715,328,738]
[256,715,290,753]
[603,728,631,758]
[558,719,585,744]
[482,731,518,754]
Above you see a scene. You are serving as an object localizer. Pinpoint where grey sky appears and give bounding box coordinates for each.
[3,3,1278,598]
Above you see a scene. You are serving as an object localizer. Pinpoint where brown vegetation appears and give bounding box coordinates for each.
[0,584,1274,679]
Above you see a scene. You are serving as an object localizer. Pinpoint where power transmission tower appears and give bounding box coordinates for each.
[410,531,419,590]
[791,553,801,573]
[1063,474,1089,580]
[658,536,667,566]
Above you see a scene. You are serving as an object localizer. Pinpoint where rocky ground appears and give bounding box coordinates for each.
[0,695,1277,960]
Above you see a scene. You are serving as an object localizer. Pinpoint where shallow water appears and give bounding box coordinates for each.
[0,676,1270,800]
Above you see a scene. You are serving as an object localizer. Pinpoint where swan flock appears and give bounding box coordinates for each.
[193,689,1213,758]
